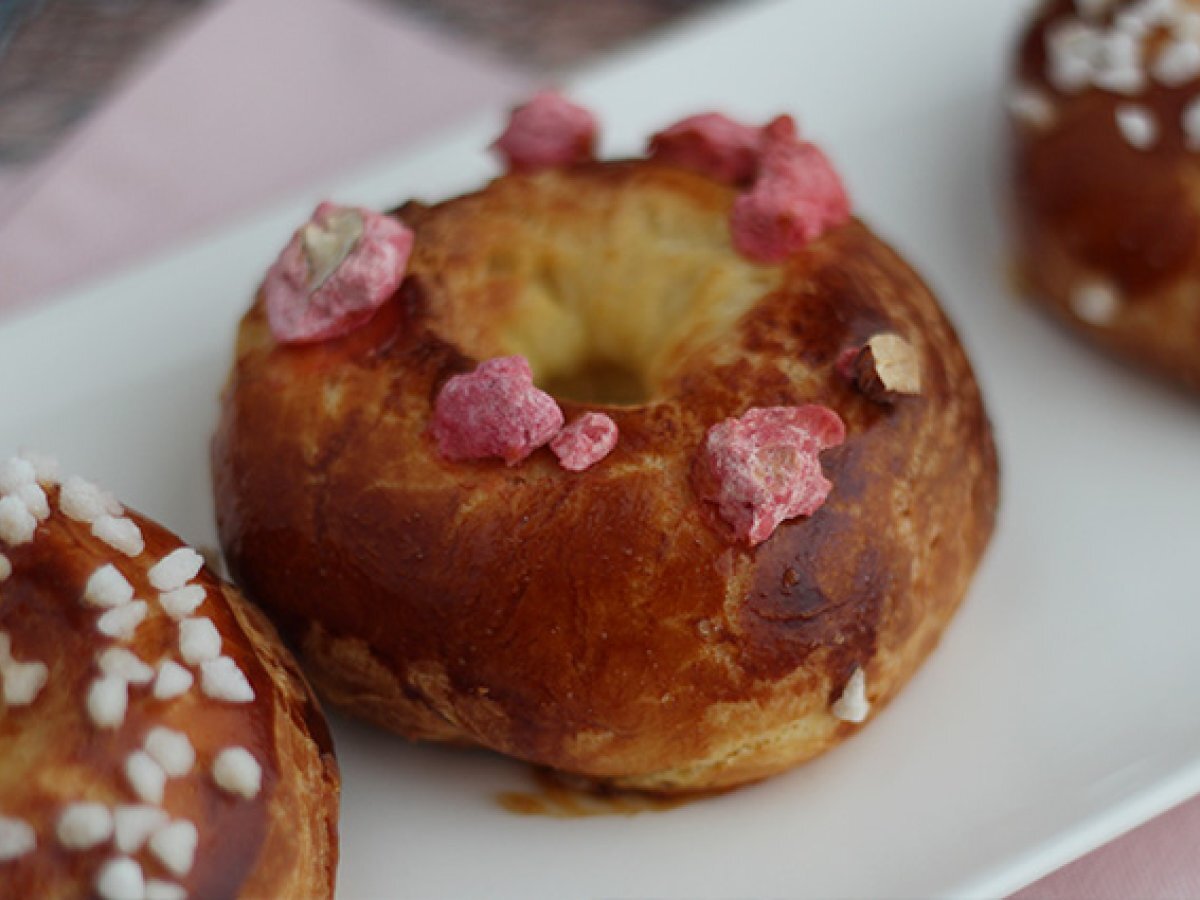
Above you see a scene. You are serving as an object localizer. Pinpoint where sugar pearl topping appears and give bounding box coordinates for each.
[99,647,155,685]
[178,617,222,666]
[1115,103,1159,147]
[92,515,145,558]
[60,475,122,524]
[0,815,36,861]
[57,802,114,850]
[125,751,167,805]
[0,458,35,494]
[0,457,269,894]
[832,667,871,723]
[144,727,196,778]
[95,856,145,900]
[0,633,49,707]
[97,600,149,641]
[146,878,188,900]
[1071,277,1123,325]
[1040,0,1200,148]
[0,495,37,546]
[113,805,168,854]
[16,482,49,522]
[201,657,255,703]
[87,676,129,729]
[148,548,205,593]
[159,584,206,620]
[153,660,194,700]
[149,819,198,877]
[1008,84,1058,128]
[212,747,263,799]
[84,564,135,608]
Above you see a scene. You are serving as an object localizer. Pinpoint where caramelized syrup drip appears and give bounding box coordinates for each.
[497,767,728,818]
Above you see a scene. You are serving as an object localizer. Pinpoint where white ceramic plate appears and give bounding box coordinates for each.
[4,0,1200,896]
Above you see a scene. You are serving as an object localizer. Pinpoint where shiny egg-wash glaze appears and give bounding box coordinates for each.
[0,490,339,898]
[214,162,999,792]
[1010,0,1200,391]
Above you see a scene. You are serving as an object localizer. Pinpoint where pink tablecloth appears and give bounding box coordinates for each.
[0,0,1194,895]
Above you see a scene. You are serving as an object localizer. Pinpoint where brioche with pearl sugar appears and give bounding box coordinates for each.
[214,93,999,792]
[1010,0,1200,390]
[0,455,339,898]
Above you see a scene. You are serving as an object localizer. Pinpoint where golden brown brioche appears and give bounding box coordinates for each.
[0,458,338,898]
[213,161,998,792]
[1010,0,1200,391]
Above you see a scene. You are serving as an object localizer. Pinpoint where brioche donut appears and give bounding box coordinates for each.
[213,103,998,792]
[0,455,338,898]
[1010,0,1200,391]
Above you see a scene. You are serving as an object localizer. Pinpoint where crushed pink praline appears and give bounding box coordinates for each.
[699,405,846,546]
[551,412,619,472]
[491,90,598,173]
[647,112,762,186]
[431,356,565,466]
[730,116,851,263]
[264,201,413,344]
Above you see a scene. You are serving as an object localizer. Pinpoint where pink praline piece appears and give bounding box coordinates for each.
[647,112,762,185]
[551,412,619,472]
[491,90,598,173]
[264,201,413,344]
[699,405,846,546]
[431,356,565,466]
[730,116,851,263]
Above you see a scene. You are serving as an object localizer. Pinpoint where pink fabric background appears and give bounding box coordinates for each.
[0,0,1194,894]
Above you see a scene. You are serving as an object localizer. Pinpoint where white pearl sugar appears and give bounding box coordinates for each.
[15,483,49,522]
[213,746,263,799]
[832,667,871,724]
[153,661,194,701]
[144,727,195,778]
[0,458,35,494]
[201,656,255,703]
[0,495,37,546]
[98,647,154,685]
[17,450,59,485]
[148,548,204,593]
[87,676,129,729]
[1115,103,1158,149]
[3,658,48,707]
[92,515,145,558]
[97,601,149,641]
[178,617,222,665]
[125,751,167,805]
[113,805,168,854]
[60,476,122,525]
[95,856,145,900]
[0,815,36,861]
[83,564,135,609]
[145,879,188,900]
[148,819,198,878]
[1072,278,1122,325]
[160,584,206,620]
[56,802,114,850]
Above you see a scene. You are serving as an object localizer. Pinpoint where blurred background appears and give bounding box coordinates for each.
[0,0,726,310]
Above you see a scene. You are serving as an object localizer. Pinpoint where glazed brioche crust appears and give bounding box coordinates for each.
[0,494,339,898]
[214,162,998,792]
[1010,0,1200,391]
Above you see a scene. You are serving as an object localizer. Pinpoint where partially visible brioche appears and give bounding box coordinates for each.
[0,462,339,897]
